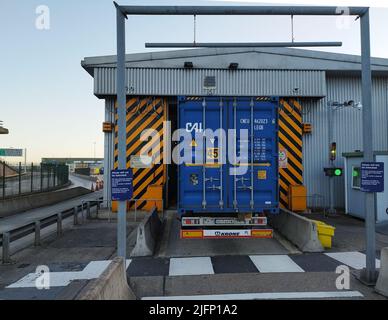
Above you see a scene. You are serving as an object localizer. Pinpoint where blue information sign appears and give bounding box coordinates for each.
[111,169,133,201]
[361,162,384,193]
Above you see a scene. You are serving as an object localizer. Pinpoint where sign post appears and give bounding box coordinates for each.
[360,161,384,283]
[115,3,128,259]
[111,169,133,201]
[111,168,132,259]
[361,162,384,193]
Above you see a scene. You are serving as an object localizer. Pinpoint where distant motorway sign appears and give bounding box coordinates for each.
[0,148,23,157]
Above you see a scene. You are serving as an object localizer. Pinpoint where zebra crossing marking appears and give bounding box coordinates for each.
[7,259,132,289]
[324,252,380,270]
[249,255,305,273]
[169,257,214,276]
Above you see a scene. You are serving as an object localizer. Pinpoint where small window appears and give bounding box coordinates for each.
[352,166,361,189]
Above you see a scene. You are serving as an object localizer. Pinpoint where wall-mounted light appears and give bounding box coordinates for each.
[184,61,193,69]
[328,100,363,110]
[229,62,239,70]
[344,100,363,109]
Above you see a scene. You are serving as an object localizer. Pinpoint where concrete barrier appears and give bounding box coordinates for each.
[70,173,98,182]
[130,208,162,257]
[269,208,324,253]
[375,247,388,297]
[0,187,91,217]
[76,257,136,300]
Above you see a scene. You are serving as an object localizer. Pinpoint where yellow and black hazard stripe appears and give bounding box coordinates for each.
[114,97,166,210]
[255,97,272,102]
[279,98,304,209]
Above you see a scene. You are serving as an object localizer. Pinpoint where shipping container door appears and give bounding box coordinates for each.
[228,98,279,212]
[178,97,227,213]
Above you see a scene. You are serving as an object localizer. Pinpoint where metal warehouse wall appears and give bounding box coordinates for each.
[101,74,388,210]
[94,67,326,98]
[103,98,115,204]
[303,76,388,208]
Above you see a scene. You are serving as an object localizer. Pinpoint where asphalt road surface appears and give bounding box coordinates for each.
[0,211,387,300]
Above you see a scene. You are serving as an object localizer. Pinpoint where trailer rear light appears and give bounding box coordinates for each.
[252,217,267,225]
[182,218,200,226]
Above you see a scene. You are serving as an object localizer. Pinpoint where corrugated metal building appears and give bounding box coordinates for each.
[82,47,388,210]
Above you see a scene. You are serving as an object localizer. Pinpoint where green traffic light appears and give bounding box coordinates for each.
[352,170,359,177]
[334,169,342,176]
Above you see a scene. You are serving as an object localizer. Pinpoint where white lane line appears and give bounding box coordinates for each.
[249,255,305,273]
[6,259,132,288]
[169,257,214,276]
[143,291,364,300]
[325,252,380,270]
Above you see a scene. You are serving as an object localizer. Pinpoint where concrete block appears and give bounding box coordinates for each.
[375,247,388,297]
[55,280,90,300]
[269,208,324,253]
[130,209,162,257]
[76,257,136,300]
[128,276,164,298]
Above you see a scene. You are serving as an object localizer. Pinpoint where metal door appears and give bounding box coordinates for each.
[228,97,279,213]
[178,97,227,213]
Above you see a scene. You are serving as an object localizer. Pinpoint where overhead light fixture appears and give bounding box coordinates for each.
[229,62,239,70]
[184,61,193,69]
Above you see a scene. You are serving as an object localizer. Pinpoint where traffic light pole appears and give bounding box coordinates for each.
[360,10,377,284]
[327,102,336,215]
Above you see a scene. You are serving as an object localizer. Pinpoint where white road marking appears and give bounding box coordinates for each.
[143,291,364,300]
[249,255,305,273]
[325,252,380,270]
[6,259,132,288]
[169,257,214,276]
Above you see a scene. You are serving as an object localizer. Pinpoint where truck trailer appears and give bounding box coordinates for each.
[177,96,279,239]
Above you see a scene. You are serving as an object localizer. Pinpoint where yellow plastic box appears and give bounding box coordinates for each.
[312,220,336,249]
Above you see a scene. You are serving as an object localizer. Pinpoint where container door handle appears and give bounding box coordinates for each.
[219,98,224,209]
[233,98,238,211]
[202,98,207,209]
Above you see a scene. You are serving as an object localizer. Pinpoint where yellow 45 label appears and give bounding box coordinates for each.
[207,148,219,160]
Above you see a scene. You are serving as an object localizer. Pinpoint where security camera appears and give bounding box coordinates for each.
[354,102,363,110]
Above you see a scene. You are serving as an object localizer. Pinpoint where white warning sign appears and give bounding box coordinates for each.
[130,155,153,169]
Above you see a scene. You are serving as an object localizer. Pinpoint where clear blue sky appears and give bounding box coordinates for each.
[1,0,387,162]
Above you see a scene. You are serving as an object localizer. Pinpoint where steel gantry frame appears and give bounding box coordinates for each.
[113,3,377,283]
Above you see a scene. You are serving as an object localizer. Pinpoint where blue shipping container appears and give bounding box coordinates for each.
[178,96,279,215]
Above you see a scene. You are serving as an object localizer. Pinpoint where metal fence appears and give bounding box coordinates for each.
[0,162,69,199]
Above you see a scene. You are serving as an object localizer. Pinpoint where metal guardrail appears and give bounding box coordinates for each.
[0,196,103,264]
[0,197,164,264]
